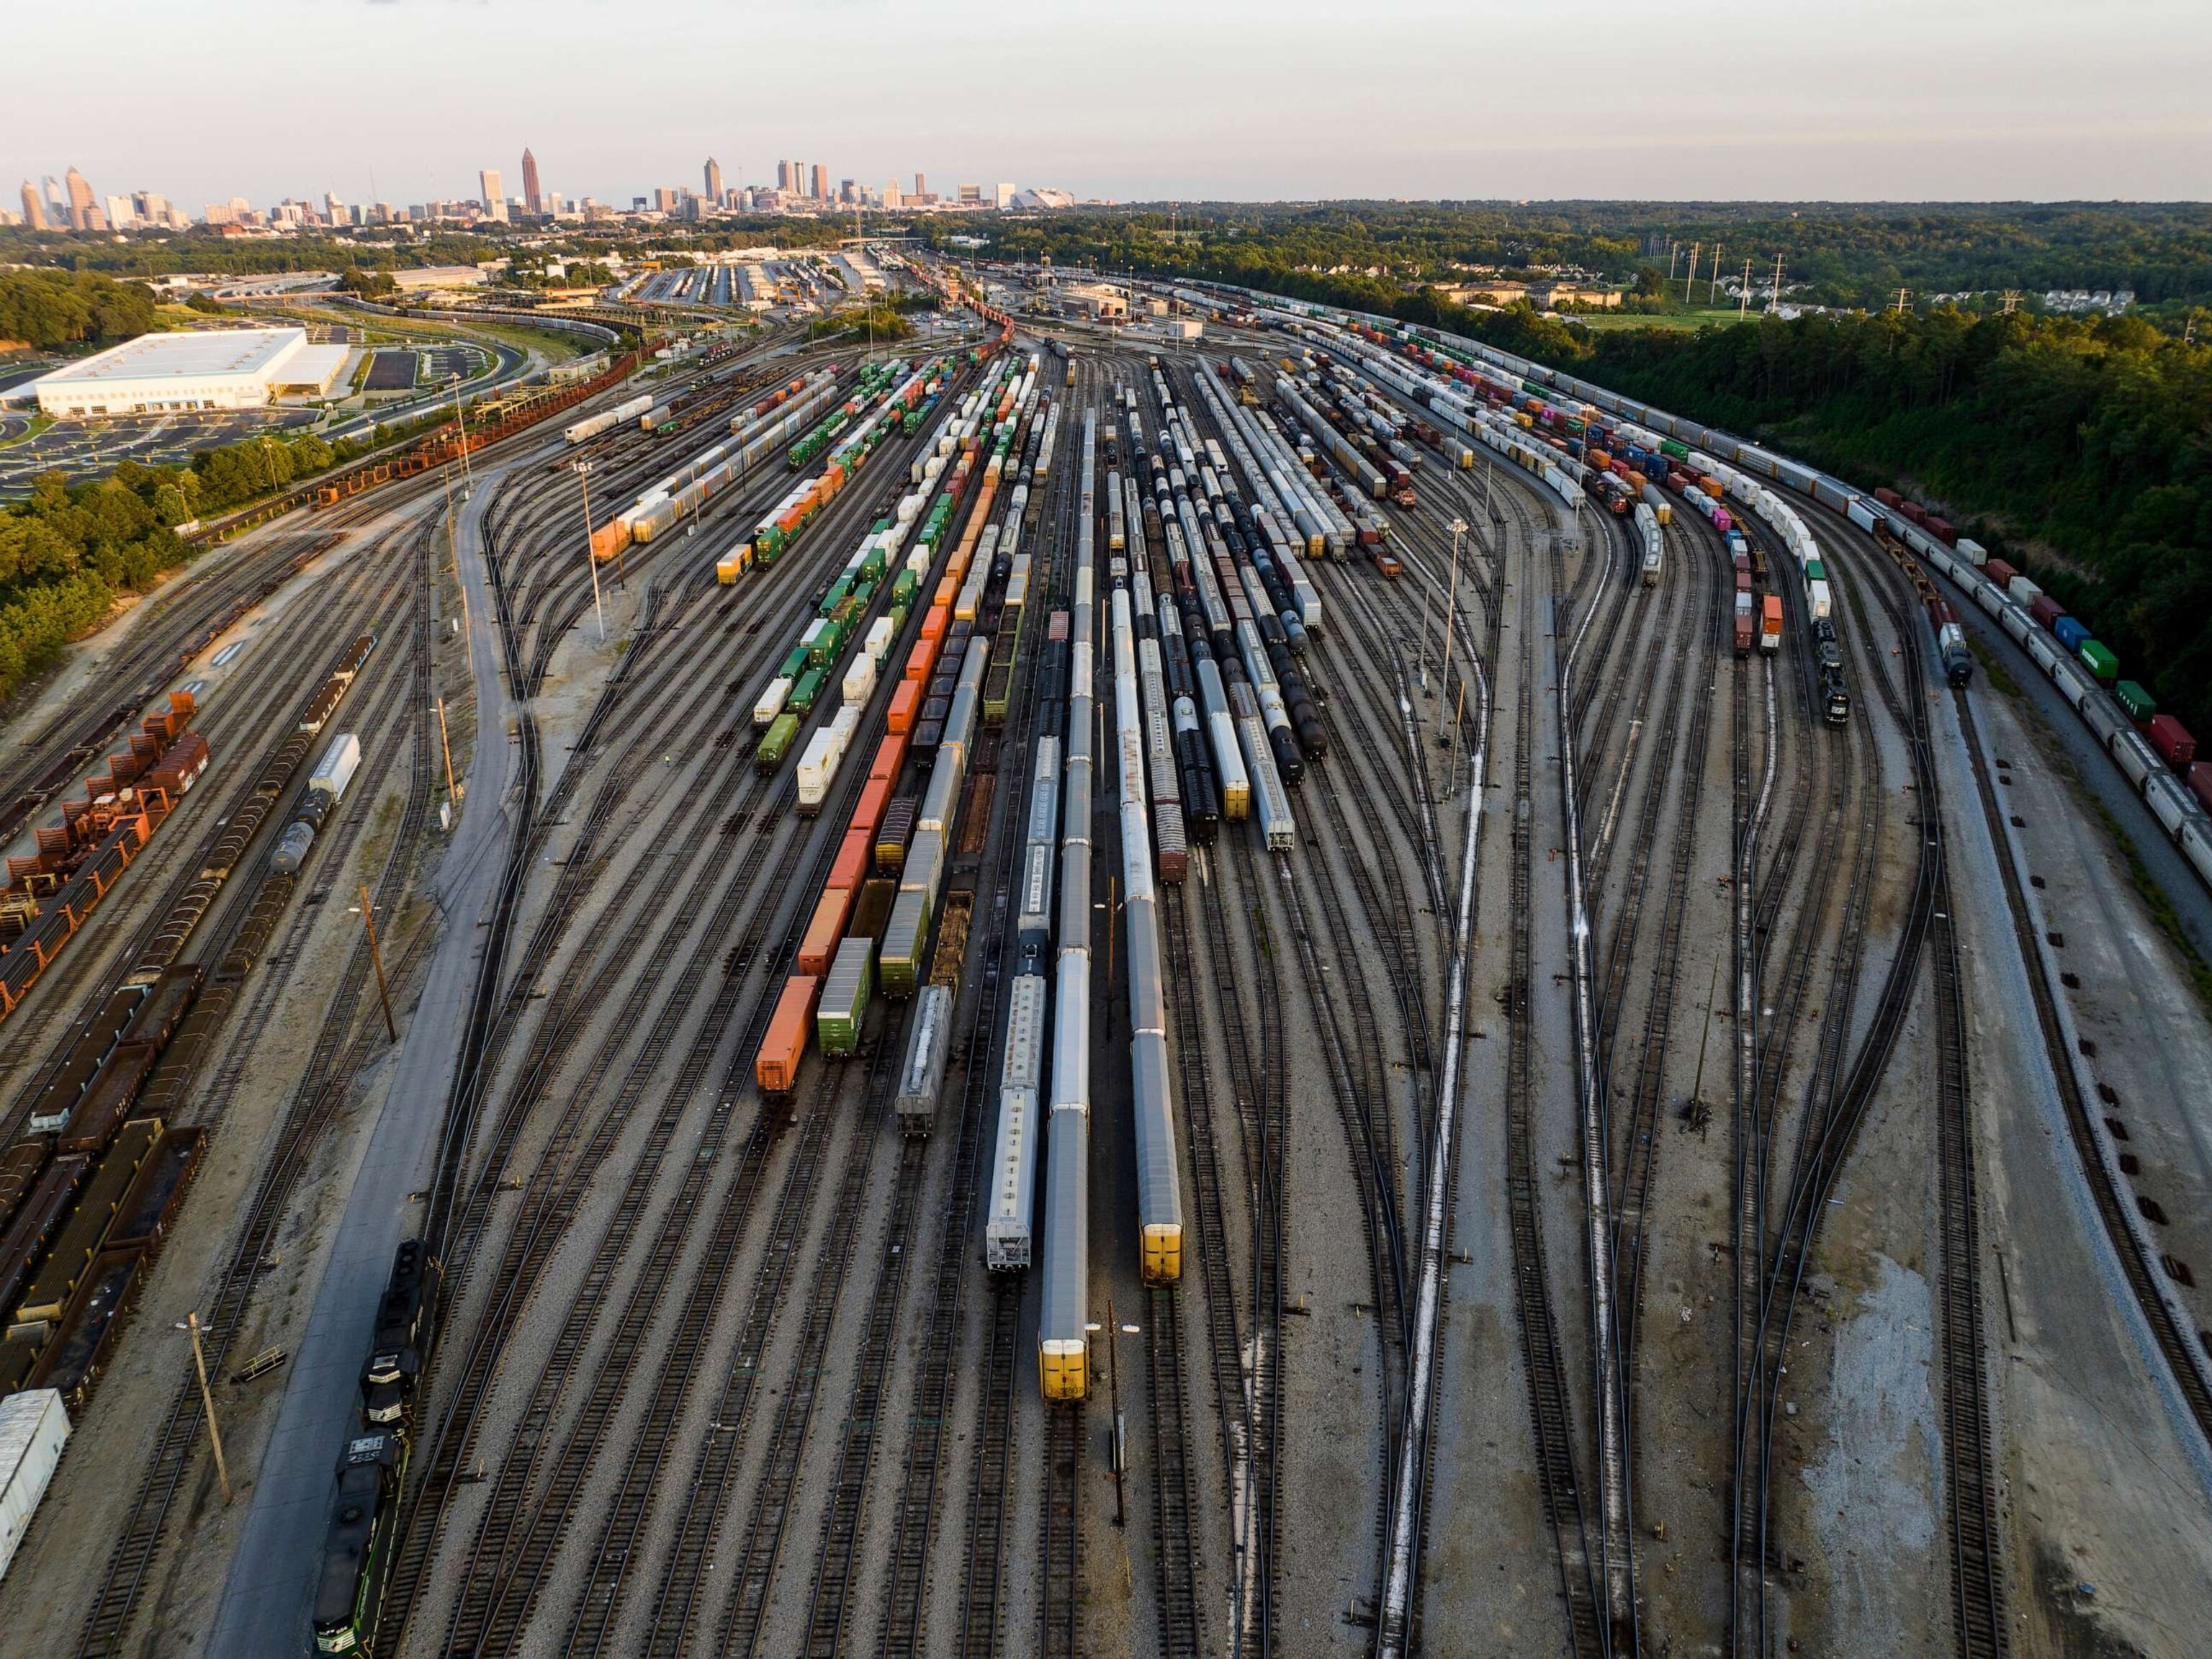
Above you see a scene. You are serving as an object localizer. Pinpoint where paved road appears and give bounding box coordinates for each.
[205,455,530,1654]
[1937,565,2212,962]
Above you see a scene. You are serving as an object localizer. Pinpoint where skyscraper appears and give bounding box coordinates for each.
[19,181,46,231]
[811,163,827,202]
[479,168,503,213]
[42,177,66,224]
[914,172,926,201]
[703,157,722,204]
[64,166,95,230]
[521,148,542,215]
[776,160,793,194]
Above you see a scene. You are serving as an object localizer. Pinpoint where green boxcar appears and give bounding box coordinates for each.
[780,644,811,681]
[1660,439,1689,460]
[817,937,873,1058]
[757,711,799,773]
[789,665,827,715]
[2079,640,2119,684]
[1803,559,1826,583]
[878,889,930,999]
[2115,680,2157,722]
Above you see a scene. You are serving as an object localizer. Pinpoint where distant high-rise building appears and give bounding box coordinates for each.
[42,177,66,223]
[811,163,827,201]
[883,180,903,210]
[777,160,793,193]
[105,194,135,228]
[65,166,96,230]
[522,148,542,215]
[914,172,925,200]
[479,168,504,215]
[132,190,168,223]
[995,181,1016,209]
[323,192,348,225]
[20,181,48,230]
[840,179,856,205]
[703,157,723,203]
[957,183,982,204]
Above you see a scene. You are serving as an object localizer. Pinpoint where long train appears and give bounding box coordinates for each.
[1166,276,2212,894]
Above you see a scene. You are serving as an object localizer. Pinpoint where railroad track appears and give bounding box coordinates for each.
[1501,507,1607,1659]
[876,429,1069,1659]
[73,513,441,1659]
[1040,1402,1085,1659]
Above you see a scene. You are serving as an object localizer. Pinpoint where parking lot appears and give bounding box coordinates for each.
[0,406,322,497]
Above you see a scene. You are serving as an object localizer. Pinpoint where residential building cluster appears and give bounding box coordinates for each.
[4,151,1079,237]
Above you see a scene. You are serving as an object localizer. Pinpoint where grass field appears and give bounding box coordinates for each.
[1573,307,1759,333]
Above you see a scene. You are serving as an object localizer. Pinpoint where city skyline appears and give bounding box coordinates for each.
[7,0,2210,205]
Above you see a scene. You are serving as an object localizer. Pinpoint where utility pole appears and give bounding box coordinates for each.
[1767,253,1786,315]
[2002,289,2023,316]
[1892,287,1913,315]
[358,886,397,1040]
[1739,258,1753,319]
[436,698,459,805]
[1683,241,1701,303]
[572,459,607,642]
[185,1312,233,1503]
[1667,242,1681,284]
[1709,244,1722,305]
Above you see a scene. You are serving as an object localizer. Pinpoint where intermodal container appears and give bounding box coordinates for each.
[2188,763,2212,816]
[1984,559,2018,589]
[2028,595,2067,631]
[2115,680,2157,723]
[2052,616,2091,653]
[2145,714,2197,769]
[2078,641,2118,683]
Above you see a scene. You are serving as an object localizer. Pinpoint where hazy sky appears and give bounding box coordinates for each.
[11,0,2211,209]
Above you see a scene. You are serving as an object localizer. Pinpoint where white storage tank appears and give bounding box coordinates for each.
[0,1390,69,1583]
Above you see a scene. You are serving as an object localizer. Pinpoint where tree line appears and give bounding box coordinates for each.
[0,269,158,350]
[0,430,369,704]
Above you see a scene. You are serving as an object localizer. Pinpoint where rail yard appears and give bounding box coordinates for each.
[0,251,2206,1659]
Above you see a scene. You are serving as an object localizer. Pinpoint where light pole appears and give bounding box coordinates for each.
[573,459,607,642]
[451,373,473,499]
[1437,518,1467,737]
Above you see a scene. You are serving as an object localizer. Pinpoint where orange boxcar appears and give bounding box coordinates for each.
[887,679,922,735]
[850,778,891,842]
[799,886,856,977]
[756,975,820,1094]
[920,606,948,644]
[830,827,871,894]
[868,734,906,783]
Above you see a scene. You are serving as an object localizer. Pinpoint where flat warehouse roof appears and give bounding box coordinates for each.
[38,327,307,385]
[273,343,350,391]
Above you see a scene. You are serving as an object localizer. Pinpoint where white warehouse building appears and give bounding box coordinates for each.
[24,327,351,418]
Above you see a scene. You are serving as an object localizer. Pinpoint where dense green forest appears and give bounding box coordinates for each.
[0,269,159,349]
[0,432,364,704]
[1574,310,2212,733]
